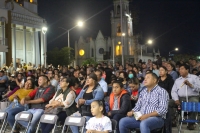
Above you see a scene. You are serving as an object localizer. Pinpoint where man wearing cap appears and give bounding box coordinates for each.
[16,75,55,133]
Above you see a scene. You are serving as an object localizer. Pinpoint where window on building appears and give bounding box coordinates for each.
[109,47,111,56]
[116,45,122,55]
[117,5,120,14]
[91,48,94,57]
[99,48,104,54]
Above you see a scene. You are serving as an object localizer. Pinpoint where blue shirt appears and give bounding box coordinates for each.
[133,85,169,119]
[171,74,200,101]
[169,71,178,81]
[99,79,108,93]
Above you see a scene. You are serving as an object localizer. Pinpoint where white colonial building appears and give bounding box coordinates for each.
[0,0,47,68]
[75,0,160,65]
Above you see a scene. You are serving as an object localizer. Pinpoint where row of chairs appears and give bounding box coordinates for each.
[1,101,199,133]
[0,111,117,133]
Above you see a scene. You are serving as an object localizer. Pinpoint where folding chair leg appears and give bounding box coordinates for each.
[11,121,17,133]
[1,122,7,133]
[35,122,41,133]
[61,125,65,133]
[25,122,31,133]
[52,123,57,133]
[0,119,6,133]
[66,126,69,133]
[81,126,84,133]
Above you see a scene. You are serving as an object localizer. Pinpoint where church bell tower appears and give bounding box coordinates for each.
[111,0,134,58]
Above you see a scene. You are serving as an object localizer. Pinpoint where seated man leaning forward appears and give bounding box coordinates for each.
[16,75,55,133]
[119,72,169,133]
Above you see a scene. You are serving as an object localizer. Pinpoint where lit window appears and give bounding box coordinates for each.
[79,49,85,56]
[116,45,121,55]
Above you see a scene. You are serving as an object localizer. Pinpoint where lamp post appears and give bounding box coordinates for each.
[121,33,125,66]
[140,39,153,61]
[59,21,83,47]
[59,21,83,66]
[169,47,178,60]
[42,27,47,68]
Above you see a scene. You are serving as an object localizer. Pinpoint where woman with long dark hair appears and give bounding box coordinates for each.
[70,73,104,133]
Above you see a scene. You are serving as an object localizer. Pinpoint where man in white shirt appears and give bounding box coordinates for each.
[95,70,108,96]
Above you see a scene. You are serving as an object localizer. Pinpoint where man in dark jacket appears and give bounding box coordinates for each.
[108,80,131,133]
[17,75,55,133]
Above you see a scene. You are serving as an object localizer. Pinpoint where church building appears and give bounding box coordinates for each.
[75,0,160,65]
[0,0,47,68]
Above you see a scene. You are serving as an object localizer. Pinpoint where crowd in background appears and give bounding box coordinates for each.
[0,57,200,133]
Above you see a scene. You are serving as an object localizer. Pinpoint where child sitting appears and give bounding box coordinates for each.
[86,100,112,133]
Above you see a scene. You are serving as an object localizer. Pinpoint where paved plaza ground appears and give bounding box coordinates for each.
[2,123,200,133]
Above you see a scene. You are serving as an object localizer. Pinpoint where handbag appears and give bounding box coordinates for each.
[44,107,63,115]
[80,105,92,116]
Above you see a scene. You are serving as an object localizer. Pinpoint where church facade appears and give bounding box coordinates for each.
[0,0,47,68]
[75,0,160,65]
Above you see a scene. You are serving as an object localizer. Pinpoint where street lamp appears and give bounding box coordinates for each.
[68,21,83,48]
[59,21,83,66]
[122,33,125,66]
[140,39,153,61]
[42,27,48,68]
[169,47,178,59]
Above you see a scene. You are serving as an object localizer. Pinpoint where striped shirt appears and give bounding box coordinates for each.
[133,85,169,119]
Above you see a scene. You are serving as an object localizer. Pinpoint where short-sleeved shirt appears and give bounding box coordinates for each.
[86,116,112,132]
[28,86,55,109]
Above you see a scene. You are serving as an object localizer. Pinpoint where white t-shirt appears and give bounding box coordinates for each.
[86,116,112,132]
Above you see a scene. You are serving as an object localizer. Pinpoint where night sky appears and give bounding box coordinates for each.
[38,0,200,57]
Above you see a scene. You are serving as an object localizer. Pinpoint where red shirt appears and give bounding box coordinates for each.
[132,90,138,97]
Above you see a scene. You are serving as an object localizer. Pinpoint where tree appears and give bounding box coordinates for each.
[82,58,97,66]
[47,47,74,67]
[173,54,197,62]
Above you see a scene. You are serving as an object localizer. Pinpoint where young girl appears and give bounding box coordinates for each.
[128,78,143,107]
[86,100,112,133]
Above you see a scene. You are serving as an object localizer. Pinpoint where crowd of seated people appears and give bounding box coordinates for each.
[0,58,199,133]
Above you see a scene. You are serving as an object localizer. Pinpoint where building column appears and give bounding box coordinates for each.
[23,26,27,63]
[1,22,6,67]
[35,31,40,66]
[44,32,47,68]
[40,31,44,66]
[12,24,16,68]
[5,11,12,66]
[32,28,36,65]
